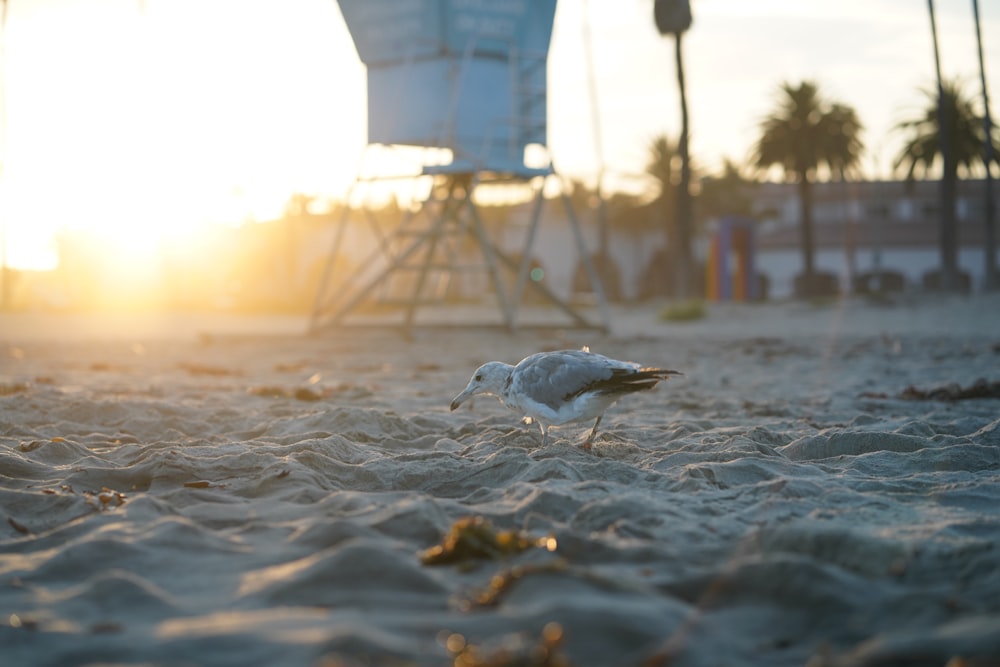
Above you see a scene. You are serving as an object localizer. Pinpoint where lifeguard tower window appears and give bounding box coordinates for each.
[337,0,556,176]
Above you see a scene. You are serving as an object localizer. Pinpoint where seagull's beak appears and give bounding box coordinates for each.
[450,387,473,411]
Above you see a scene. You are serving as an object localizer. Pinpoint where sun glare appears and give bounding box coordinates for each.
[2,0,997,310]
[1,0,361,279]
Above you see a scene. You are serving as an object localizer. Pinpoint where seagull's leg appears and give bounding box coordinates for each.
[538,422,548,447]
[583,415,603,449]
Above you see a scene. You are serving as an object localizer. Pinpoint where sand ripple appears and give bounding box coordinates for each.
[2,321,999,666]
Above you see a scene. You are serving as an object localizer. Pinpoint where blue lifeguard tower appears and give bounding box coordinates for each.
[309,0,609,332]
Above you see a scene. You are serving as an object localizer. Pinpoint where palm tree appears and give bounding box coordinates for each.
[645,135,697,287]
[697,159,754,221]
[654,0,694,298]
[826,104,865,180]
[751,81,865,297]
[646,135,681,200]
[642,135,695,298]
[894,79,1000,290]
[646,134,679,246]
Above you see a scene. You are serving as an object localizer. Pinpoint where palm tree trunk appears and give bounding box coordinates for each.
[928,0,959,291]
[797,176,816,296]
[941,169,960,290]
[674,31,693,299]
[972,0,997,291]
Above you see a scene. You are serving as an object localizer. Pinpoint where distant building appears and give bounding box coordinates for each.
[500,177,999,301]
[752,178,997,297]
[17,177,994,312]
[333,177,998,304]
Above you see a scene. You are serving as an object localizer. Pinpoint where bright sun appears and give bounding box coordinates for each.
[1,0,363,273]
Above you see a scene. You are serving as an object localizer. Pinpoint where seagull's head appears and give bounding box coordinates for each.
[450,362,512,411]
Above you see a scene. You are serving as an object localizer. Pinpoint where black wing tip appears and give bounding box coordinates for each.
[571,368,682,400]
[642,368,684,377]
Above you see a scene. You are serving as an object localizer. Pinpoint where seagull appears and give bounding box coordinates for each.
[450,348,682,448]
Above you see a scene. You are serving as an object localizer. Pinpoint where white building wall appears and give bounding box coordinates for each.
[758,245,1000,298]
[498,210,666,301]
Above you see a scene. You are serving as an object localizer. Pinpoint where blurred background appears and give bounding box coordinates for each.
[0,0,997,314]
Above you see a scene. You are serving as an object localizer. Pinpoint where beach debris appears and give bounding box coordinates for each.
[8,517,31,535]
[416,362,442,372]
[19,437,75,453]
[801,644,994,667]
[858,391,891,400]
[462,561,569,609]
[451,348,681,447]
[85,487,126,511]
[183,477,229,490]
[859,378,1000,402]
[90,621,124,634]
[7,613,38,631]
[247,385,288,398]
[19,440,45,452]
[246,385,324,401]
[420,516,557,566]
[900,378,1000,401]
[443,622,572,667]
[179,362,242,377]
[273,361,308,373]
[248,381,373,401]
[293,387,323,401]
[660,300,706,322]
[87,361,139,373]
[0,382,30,396]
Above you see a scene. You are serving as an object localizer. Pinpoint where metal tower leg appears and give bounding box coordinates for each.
[310,165,610,333]
[309,195,354,333]
[404,177,463,328]
[463,195,514,330]
[509,180,547,326]
[327,203,452,325]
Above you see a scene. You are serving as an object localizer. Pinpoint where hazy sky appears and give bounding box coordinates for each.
[1,0,998,269]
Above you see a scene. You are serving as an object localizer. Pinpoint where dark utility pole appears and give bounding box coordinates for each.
[927,0,959,291]
[972,0,997,290]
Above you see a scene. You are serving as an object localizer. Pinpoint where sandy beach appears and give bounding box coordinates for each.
[2,294,1000,666]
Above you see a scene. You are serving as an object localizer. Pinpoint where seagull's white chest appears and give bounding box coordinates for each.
[502,377,616,426]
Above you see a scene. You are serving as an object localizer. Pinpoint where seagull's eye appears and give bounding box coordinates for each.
[474,374,483,382]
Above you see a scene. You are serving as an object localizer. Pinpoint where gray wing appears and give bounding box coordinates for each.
[511,350,630,410]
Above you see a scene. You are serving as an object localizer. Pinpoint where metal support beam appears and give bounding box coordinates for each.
[309,166,610,334]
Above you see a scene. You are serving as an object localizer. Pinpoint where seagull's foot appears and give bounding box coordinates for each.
[580,440,593,451]
[583,416,602,451]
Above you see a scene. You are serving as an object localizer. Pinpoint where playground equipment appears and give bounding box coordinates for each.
[309,0,609,333]
[705,217,757,301]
